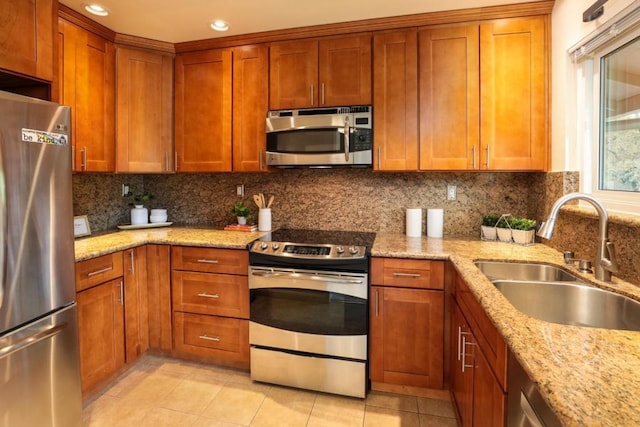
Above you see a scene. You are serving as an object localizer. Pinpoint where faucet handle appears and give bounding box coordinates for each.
[604,241,619,273]
[563,251,575,265]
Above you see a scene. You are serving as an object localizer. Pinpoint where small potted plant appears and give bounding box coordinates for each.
[231,201,251,225]
[481,214,500,241]
[510,217,537,245]
[128,191,154,225]
[495,214,513,243]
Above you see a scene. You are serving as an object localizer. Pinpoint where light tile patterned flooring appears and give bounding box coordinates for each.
[83,355,457,427]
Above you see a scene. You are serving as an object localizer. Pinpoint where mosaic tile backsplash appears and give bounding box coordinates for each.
[73,169,639,285]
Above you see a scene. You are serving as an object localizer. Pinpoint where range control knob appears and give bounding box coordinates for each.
[260,242,268,250]
[336,246,345,254]
[272,243,280,250]
[349,246,359,255]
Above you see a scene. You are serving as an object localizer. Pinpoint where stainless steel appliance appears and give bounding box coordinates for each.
[507,352,562,427]
[266,106,373,167]
[0,91,82,426]
[248,229,376,398]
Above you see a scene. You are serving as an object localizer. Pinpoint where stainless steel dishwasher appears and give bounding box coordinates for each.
[507,352,562,427]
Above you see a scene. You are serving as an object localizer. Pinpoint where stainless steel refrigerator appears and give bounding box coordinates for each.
[0,91,82,426]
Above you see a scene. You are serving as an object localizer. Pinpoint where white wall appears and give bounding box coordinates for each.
[551,0,637,171]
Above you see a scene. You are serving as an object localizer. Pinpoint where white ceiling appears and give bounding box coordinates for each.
[60,0,537,43]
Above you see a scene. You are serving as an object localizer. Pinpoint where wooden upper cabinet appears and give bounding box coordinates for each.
[373,30,418,171]
[116,46,174,173]
[59,19,115,172]
[0,0,54,81]
[232,45,269,172]
[269,40,317,110]
[318,35,371,106]
[175,49,232,172]
[419,26,479,170]
[269,35,371,109]
[480,16,548,171]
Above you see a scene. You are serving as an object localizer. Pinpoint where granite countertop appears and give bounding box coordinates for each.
[75,228,640,425]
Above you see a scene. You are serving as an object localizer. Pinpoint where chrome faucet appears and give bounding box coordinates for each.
[537,192,619,282]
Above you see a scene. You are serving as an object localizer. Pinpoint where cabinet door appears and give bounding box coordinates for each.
[473,344,507,427]
[370,286,444,388]
[123,246,149,363]
[319,35,371,106]
[77,278,125,394]
[175,49,232,171]
[419,26,479,170]
[480,16,548,171]
[59,19,115,172]
[373,30,418,171]
[232,45,268,172]
[116,47,174,172]
[451,302,474,427]
[269,40,318,109]
[0,0,54,81]
[146,244,172,351]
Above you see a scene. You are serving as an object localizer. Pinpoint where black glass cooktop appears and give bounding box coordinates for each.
[257,229,376,249]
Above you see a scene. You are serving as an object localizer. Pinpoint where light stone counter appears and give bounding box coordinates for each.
[74,227,267,261]
[75,228,640,425]
[373,233,640,427]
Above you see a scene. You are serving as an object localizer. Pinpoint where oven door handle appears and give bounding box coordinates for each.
[251,270,364,285]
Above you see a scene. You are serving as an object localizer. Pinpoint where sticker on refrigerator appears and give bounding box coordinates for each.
[21,128,68,145]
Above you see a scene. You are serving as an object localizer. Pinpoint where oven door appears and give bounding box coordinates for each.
[249,266,367,360]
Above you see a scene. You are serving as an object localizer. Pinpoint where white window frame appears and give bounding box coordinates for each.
[572,3,640,216]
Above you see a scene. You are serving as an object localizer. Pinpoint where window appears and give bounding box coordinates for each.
[572,5,640,215]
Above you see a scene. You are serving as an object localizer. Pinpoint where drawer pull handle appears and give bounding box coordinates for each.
[197,292,220,299]
[199,334,220,342]
[197,259,219,264]
[87,266,113,277]
[392,272,421,278]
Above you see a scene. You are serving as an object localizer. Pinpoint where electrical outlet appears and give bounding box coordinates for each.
[447,185,457,201]
[236,184,245,197]
[122,184,130,197]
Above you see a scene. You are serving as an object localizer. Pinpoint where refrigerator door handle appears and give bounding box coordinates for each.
[0,323,66,360]
[0,142,5,311]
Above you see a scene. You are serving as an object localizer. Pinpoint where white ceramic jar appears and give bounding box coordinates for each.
[131,205,148,225]
[149,209,167,223]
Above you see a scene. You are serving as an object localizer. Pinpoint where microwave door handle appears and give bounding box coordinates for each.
[344,116,350,162]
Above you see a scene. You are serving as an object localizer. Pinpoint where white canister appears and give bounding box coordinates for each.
[131,205,148,225]
[427,208,444,238]
[149,209,167,223]
[258,208,272,231]
[406,208,422,237]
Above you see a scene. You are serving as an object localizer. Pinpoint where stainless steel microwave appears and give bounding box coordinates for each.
[265,106,372,167]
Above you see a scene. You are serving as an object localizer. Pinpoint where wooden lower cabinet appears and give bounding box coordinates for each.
[77,277,125,394]
[369,258,445,389]
[146,244,172,351]
[173,312,249,367]
[123,246,149,363]
[450,270,507,426]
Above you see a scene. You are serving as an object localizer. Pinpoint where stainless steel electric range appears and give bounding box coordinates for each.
[248,229,376,398]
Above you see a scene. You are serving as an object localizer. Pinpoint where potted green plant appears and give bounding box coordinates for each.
[510,217,537,245]
[481,214,500,241]
[231,202,251,225]
[127,192,154,225]
[495,214,513,243]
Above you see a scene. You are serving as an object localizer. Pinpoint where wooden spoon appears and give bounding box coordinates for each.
[253,194,262,208]
[267,195,274,208]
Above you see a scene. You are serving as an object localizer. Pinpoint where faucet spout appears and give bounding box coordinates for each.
[536,192,618,282]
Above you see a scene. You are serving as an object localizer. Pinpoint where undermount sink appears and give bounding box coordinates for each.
[474,261,640,331]
[474,261,580,282]
[494,280,640,331]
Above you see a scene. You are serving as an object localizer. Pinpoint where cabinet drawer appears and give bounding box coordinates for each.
[173,312,249,366]
[371,258,444,289]
[75,252,124,292]
[455,274,507,390]
[172,271,249,318]
[172,246,248,274]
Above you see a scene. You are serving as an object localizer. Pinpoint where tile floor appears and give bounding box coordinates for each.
[83,355,457,427]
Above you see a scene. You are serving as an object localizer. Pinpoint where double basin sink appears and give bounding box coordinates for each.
[474,261,640,331]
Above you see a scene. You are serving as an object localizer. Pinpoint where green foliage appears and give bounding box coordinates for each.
[128,191,154,206]
[509,217,537,231]
[482,214,500,227]
[231,202,251,218]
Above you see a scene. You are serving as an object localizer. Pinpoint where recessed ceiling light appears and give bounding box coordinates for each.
[83,3,109,17]
[210,20,230,32]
